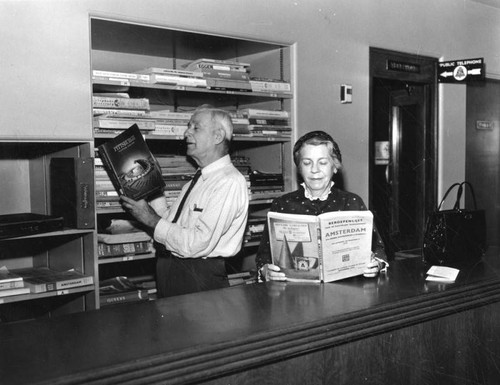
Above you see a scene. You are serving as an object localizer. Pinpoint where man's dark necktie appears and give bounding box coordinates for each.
[172,169,202,223]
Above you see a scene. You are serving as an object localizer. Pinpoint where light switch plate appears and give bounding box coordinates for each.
[341,84,352,103]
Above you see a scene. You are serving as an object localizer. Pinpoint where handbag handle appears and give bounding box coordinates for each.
[437,181,478,211]
[437,182,461,211]
[454,181,478,210]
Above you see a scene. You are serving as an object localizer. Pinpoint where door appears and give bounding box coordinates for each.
[387,87,428,252]
[370,48,438,259]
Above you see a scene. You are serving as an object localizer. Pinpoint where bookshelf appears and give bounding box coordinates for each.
[0,141,96,322]
[90,17,295,302]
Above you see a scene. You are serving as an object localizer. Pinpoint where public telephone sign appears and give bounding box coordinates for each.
[438,58,484,83]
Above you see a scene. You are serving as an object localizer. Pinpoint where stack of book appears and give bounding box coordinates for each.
[238,108,291,137]
[249,170,285,200]
[185,58,252,92]
[92,69,150,88]
[94,152,121,211]
[135,67,207,88]
[249,77,292,95]
[156,155,197,207]
[231,155,252,197]
[92,93,153,133]
[0,267,30,298]
[99,275,156,307]
[97,231,153,260]
[229,111,250,135]
[15,267,94,294]
[147,110,192,137]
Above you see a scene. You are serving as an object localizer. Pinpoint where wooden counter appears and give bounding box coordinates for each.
[2,255,500,385]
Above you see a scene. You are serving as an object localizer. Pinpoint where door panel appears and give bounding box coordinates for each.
[369,48,437,260]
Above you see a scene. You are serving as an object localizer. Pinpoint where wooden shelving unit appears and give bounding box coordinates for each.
[90,17,295,304]
[0,141,96,321]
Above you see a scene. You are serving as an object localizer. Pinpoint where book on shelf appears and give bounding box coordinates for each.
[95,190,119,199]
[205,78,252,92]
[92,77,131,87]
[97,124,165,201]
[98,240,153,258]
[92,96,150,111]
[250,171,284,186]
[96,201,122,209]
[247,130,292,137]
[16,267,94,294]
[99,276,154,306]
[135,67,204,78]
[147,110,193,120]
[93,116,156,131]
[50,157,95,229]
[93,92,131,98]
[267,210,373,283]
[239,108,290,119]
[163,179,191,191]
[100,289,150,306]
[248,124,291,131]
[147,73,207,88]
[94,108,148,117]
[249,79,292,93]
[248,118,289,126]
[161,173,196,181]
[0,267,24,290]
[249,190,285,200]
[155,154,196,167]
[0,213,64,239]
[92,70,150,82]
[198,67,250,81]
[0,287,30,298]
[152,123,187,136]
[184,58,250,72]
[97,231,151,244]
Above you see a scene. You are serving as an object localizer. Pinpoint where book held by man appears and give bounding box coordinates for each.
[267,210,373,283]
[97,124,165,201]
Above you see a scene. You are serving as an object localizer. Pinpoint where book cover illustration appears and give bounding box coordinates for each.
[268,210,373,283]
[97,124,165,201]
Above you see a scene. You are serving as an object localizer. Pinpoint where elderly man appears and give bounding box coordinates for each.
[121,106,249,297]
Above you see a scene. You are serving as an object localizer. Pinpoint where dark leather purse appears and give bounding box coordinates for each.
[422,181,486,266]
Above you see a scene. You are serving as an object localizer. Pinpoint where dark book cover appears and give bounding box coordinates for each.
[50,157,95,229]
[97,124,165,201]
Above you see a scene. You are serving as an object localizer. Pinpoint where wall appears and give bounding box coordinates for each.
[1,0,499,202]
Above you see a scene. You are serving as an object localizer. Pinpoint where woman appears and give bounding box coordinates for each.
[256,130,388,282]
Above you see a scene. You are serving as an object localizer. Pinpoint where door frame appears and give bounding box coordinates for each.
[369,47,439,256]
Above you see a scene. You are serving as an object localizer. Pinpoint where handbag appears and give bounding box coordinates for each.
[422,181,486,266]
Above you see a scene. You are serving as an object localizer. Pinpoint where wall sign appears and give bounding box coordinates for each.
[387,60,421,74]
[438,58,484,83]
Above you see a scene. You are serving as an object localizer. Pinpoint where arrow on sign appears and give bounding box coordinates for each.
[440,71,453,78]
[469,68,482,75]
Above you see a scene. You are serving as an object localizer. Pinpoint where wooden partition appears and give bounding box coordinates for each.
[2,255,500,384]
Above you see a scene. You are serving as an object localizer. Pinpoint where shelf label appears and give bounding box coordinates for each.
[57,290,69,295]
[122,256,134,261]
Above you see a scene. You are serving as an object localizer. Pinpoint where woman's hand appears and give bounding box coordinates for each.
[260,263,287,282]
[363,253,389,278]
